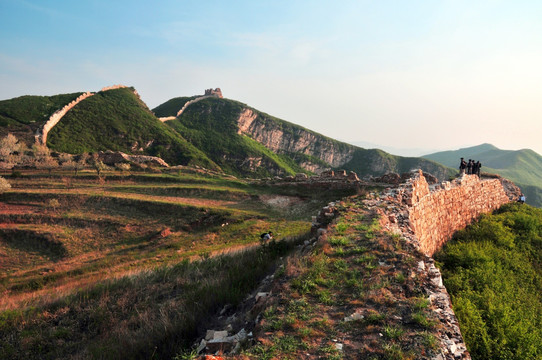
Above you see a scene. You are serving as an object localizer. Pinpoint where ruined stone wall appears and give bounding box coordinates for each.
[100,84,129,92]
[160,89,224,122]
[204,88,223,98]
[36,91,94,144]
[36,85,139,145]
[176,95,212,117]
[393,171,516,256]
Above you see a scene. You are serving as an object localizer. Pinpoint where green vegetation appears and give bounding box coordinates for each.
[0,92,83,143]
[151,96,199,117]
[435,202,542,359]
[341,148,455,180]
[47,88,218,168]
[0,166,354,359]
[0,92,82,126]
[164,97,307,177]
[250,196,445,359]
[423,143,542,207]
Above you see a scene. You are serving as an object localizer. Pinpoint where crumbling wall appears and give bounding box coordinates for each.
[395,170,517,256]
[36,85,138,145]
[36,91,94,145]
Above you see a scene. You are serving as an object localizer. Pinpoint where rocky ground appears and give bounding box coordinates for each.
[191,190,470,359]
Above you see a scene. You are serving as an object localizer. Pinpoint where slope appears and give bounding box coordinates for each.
[46,87,218,169]
[0,92,82,144]
[156,96,454,180]
[160,97,308,177]
[423,144,542,206]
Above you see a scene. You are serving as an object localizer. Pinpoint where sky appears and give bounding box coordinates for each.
[1,0,541,156]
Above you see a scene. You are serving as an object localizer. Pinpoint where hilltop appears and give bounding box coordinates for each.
[423,144,542,206]
[0,86,453,180]
[153,94,453,179]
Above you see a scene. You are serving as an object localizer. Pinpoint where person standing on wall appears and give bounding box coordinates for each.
[459,158,467,175]
[476,161,482,177]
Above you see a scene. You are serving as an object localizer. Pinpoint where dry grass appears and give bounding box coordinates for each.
[243,196,443,359]
[0,168,349,359]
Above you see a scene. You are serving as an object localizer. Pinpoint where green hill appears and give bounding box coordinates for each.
[155,96,454,179]
[0,92,82,143]
[152,96,199,117]
[423,144,542,207]
[45,88,217,169]
[162,98,319,177]
[0,87,453,180]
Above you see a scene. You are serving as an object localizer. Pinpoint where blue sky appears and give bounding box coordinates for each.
[1,0,542,155]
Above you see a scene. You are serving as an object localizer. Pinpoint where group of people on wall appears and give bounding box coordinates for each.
[458,157,528,204]
[459,157,481,176]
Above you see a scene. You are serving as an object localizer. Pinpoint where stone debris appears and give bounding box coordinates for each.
[194,170,522,359]
[344,311,365,322]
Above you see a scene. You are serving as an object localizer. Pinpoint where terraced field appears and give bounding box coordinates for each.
[0,168,354,359]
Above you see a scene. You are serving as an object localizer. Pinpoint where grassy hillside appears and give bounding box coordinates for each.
[341,148,455,179]
[423,144,542,206]
[0,167,353,359]
[0,92,82,143]
[155,96,453,179]
[1,88,453,180]
[435,203,542,359]
[244,196,450,359]
[151,96,199,117]
[163,97,307,177]
[46,88,218,169]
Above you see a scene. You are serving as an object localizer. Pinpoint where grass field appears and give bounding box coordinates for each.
[0,167,353,359]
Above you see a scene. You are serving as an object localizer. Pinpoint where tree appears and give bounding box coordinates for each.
[33,144,58,175]
[73,153,89,176]
[90,153,107,178]
[0,134,20,169]
[0,176,11,194]
[0,134,19,158]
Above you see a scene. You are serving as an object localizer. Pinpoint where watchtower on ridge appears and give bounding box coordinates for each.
[204,88,223,98]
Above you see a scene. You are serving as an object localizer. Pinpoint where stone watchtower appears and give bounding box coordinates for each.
[204,88,223,98]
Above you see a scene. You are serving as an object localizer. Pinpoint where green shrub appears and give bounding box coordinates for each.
[436,203,542,359]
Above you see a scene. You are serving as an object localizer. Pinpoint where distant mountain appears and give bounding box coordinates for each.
[0,86,454,180]
[154,96,454,179]
[348,140,441,157]
[423,144,542,207]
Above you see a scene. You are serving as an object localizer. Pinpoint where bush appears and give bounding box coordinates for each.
[0,176,11,193]
[436,203,542,359]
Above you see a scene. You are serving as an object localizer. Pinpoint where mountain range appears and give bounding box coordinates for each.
[2,86,540,207]
[0,86,453,180]
[423,144,542,206]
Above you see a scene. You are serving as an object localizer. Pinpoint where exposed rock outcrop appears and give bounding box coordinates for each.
[237,108,355,172]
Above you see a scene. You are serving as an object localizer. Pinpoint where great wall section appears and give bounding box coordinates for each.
[191,170,520,358]
[35,85,141,145]
[158,88,223,122]
[356,170,518,358]
[375,170,519,256]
